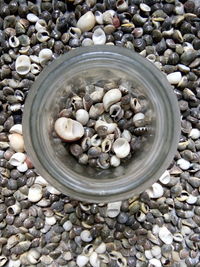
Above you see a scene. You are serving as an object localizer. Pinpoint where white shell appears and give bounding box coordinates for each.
[151,246,161,258]
[9,36,20,48]
[36,29,50,42]
[121,130,132,142]
[17,162,28,172]
[95,11,103,24]
[77,11,96,32]
[177,158,190,170]
[95,120,117,134]
[45,216,56,225]
[159,170,171,185]
[158,226,173,244]
[8,260,21,267]
[28,184,43,202]
[76,109,89,125]
[107,201,121,218]
[35,19,47,32]
[113,138,130,158]
[140,3,151,12]
[54,118,84,142]
[46,185,61,195]
[35,176,49,186]
[76,255,89,267]
[189,128,200,140]
[82,38,94,46]
[92,28,106,45]
[167,72,182,84]
[9,124,23,134]
[95,242,106,254]
[15,55,31,75]
[186,194,197,204]
[9,152,26,166]
[27,249,40,264]
[8,133,24,152]
[63,220,73,231]
[39,48,53,65]
[133,112,145,127]
[0,256,7,267]
[90,87,104,103]
[103,10,115,24]
[31,63,41,75]
[89,252,100,267]
[91,134,101,147]
[103,89,122,111]
[30,55,40,64]
[149,259,162,267]
[146,183,164,198]
[7,203,21,215]
[27,13,39,23]
[80,230,93,242]
[110,155,120,167]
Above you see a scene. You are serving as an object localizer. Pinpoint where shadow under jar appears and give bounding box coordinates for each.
[23,46,180,202]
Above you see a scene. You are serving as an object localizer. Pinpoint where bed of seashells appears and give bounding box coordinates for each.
[0,0,200,266]
[54,85,153,169]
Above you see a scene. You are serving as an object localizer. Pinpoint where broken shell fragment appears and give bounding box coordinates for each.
[15,55,31,75]
[113,138,130,158]
[103,89,122,111]
[54,117,84,142]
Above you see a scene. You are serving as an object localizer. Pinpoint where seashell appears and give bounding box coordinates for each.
[90,134,101,147]
[9,103,21,112]
[39,48,52,65]
[70,144,83,158]
[173,233,183,243]
[9,152,26,166]
[82,38,94,46]
[45,216,56,226]
[88,147,101,159]
[103,89,122,111]
[189,128,200,140]
[76,255,89,267]
[121,130,131,142]
[9,36,20,48]
[151,246,161,258]
[76,109,89,126]
[140,3,151,12]
[110,104,124,122]
[90,87,104,103]
[26,249,40,264]
[6,235,20,250]
[133,112,145,127]
[30,55,40,64]
[177,158,190,170]
[83,94,93,111]
[63,220,73,231]
[116,0,128,11]
[9,124,23,135]
[158,226,173,244]
[98,254,110,263]
[92,28,106,45]
[83,244,94,256]
[35,19,47,32]
[146,183,164,199]
[97,153,110,169]
[136,211,146,222]
[89,252,100,267]
[15,55,31,75]
[54,117,84,142]
[35,176,48,186]
[95,11,103,24]
[159,170,171,185]
[80,230,93,242]
[103,10,115,24]
[89,103,104,119]
[110,155,120,167]
[17,162,28,173]
[95,120,117,134]
[0,256,7,267]
[27,13,39,23]
[149,259,162,267]
[69,27,81,38]
[130,98,142,113]
[8,133,24,152]
[31,63,41,75]
[77,11,96,32]
[176,190,189,202]
[28,184,43,202]
[186,195,197,204]
[96,125,108,138]
[107,201,122,218]
[37,199,51,207]
[167,71,182,84]
[81,137,91,151]
[113,138,130,158]
[46,185,61,195]
[7,203,21,215]
[8,259,21,267]
[101,138,112,153]
[95,242,106,254]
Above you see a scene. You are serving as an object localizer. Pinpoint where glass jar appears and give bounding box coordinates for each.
[23,46,180,202]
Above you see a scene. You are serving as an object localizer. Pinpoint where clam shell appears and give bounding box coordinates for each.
[54,117,84,142]
[28,184,43,202]
[15,55,31,75]
[39,48,53,65]
[107,201,121,218]
[103,89,122,111]
[8,133,24,152]
[77,11,96,32]
[76,255,89,267]
[146,183,164,199]
[113,138,130,158]
[89,252,100,267]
